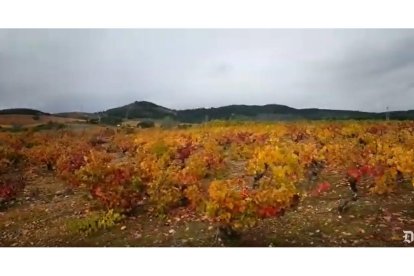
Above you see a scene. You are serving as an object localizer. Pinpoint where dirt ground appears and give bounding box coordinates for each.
[1,168,414,247]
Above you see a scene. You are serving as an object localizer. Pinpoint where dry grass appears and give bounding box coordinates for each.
[0,114,85,127]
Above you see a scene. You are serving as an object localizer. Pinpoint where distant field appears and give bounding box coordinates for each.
[0,114,85,127]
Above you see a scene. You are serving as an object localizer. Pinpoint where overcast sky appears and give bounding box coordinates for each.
[1,29,414,113]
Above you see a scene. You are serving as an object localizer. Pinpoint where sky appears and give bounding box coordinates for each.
[1,29,414,113]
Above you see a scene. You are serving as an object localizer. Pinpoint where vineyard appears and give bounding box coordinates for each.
[1,121,414,246]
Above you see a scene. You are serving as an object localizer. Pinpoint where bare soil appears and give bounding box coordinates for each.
[1,170,414,247]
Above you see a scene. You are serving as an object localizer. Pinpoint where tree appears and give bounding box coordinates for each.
[160,116,176,129]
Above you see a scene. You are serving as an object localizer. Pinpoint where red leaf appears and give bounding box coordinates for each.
[347,167,362,181]
[311,181,331,196]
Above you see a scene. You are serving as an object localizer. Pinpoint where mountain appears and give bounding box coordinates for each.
[177,105,386,123]
[104,101,177,119]
[99,101,403,122]
[2,101,414,124]
[386,110,414,120]
[177,104,298,123]
[0,108,49,116]
[54,112,96,120]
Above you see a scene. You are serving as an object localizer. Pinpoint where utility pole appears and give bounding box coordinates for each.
[386,106,390,121]
[125,105,132,120]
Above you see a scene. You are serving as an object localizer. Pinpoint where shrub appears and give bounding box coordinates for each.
[0,177,25,209]
[137,120,155,128]
[100,116,123,126]
[67,209,124,236]
[76,151,145,213]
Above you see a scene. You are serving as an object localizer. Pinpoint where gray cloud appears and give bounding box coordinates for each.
[1,29,414,113]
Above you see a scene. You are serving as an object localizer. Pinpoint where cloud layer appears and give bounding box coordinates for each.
[0,29,413,113]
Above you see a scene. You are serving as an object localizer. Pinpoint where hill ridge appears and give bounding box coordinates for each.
[2,101,414,122]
